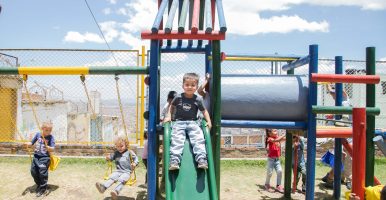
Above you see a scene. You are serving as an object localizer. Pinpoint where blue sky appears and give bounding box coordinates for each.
[1,0,386,60]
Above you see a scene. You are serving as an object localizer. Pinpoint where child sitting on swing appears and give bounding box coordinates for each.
[96,135,139,200]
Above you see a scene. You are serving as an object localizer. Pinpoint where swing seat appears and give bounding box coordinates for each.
[49,155,61,171]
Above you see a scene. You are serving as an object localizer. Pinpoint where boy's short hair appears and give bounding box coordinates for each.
[42,121,53,128]
[114,135,130,148]
[381,185,386,200]
[167,91,177,100]
[183,73,199,84]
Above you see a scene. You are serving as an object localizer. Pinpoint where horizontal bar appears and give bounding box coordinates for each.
[311,74,380,84]
[221,120,306,129]
[282,55,310,71]
[161,46,206,53]
[312,106,380,116]
[141,30,225,40]
[0,66,148,75]
[316,129,352,138]
[223,56,298,62]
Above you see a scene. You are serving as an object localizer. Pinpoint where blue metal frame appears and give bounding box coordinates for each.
[333,56,343,199]
[161,46,206,53]
[147,40,160,200]
[282,55,311,71]
[306,44,318,200]
[221,120,307,129]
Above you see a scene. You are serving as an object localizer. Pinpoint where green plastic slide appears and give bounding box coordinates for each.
[163,121,218,200]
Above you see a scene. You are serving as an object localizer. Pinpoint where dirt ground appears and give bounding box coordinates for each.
[0,157,383,200]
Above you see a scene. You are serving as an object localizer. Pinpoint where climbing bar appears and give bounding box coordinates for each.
[312,106,380,116]
[205,0,212,33]
[216,0,227,33]
[311,74,380,84]
[141,30,225,40]
[221,120,306,129]
[282,55,310,71]
[178,0,189,32]
[165,0,179,33]
[316,129,352,138]
[0,66,148,75]
[151,0,169,33]
[191,0,200,33]
[218,54,300,62]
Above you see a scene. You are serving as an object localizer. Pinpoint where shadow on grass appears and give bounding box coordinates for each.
[103,197,135,200]
[21,184,59,196]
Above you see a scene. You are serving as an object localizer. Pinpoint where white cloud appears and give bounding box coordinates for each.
[120,0,157,30]
[63,31,104,43]
[227,13,329,35]
[103,8,111,15]
[99,21,120,42]
[380,57,386,61]
[227,0,386,12]
[116,8,128,16]
[107,0,117,5]
[119,31,149,50]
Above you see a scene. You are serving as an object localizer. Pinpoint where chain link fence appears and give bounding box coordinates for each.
[0,49,143,146]
[1,49,385,150]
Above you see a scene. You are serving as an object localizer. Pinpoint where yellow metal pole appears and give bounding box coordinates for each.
[136,51,140,143]
[140,46,146,147]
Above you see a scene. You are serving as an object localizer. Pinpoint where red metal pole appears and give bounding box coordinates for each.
[316,129,352,138]
[311,73,380,84]
[191,0,200,33]
[352,108,366,200]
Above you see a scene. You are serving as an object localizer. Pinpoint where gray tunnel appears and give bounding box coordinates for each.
[221,74,309,121]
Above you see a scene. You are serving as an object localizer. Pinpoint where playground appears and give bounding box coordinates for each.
[1,1,386,200]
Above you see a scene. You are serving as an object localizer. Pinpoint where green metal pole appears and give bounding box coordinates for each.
[312,106,380,116]
[202,120,219,200]
[212,40,221,198]
[163,122,172,200]
[366,47,376,186]
[284,69,294,198]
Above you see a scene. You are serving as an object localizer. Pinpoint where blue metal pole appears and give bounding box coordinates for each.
[306,44,318,200]
[161,46,206,53]
[205,44,212,74]
[151,0,169,33]
[215,0,227,33]
[221,120,307,129]
[147,40,160,200]
[177,0,184,47]
[165,0,178,33]
[282,55,311,71]
[333,56,343,199]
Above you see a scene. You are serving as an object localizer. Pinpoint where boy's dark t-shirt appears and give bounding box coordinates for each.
[31,133,55,157]
[172,93,205,121]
